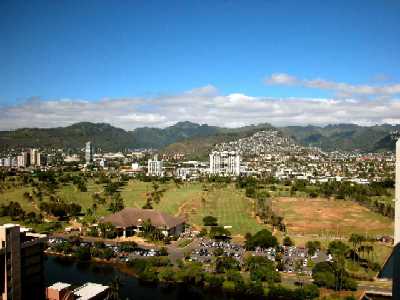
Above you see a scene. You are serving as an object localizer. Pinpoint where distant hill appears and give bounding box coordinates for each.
[0,121,397,154]
[0,122,133,151]
[162,123,274,160]
[280,124,400,152]
[0,121,221,152]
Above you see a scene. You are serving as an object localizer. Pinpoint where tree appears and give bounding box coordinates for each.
[283,236,294,247]
[215,257,240,273]
[158,267,176,283]
[75,246,91,261]
[98,222,116,239]
[109,193,124,213]
[203,215,218,226]
[159,247,168,256]
[244,256,281,283]
[349,233,365,263]
[306,241,321,257]
[245,229,278,250]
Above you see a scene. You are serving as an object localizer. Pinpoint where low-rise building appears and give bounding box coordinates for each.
[46,282,109,300]
[100,208,185,237]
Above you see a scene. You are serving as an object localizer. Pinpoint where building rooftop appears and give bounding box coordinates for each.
[48,282,71,291]
[101,207,185,229]
[73,282,109,300]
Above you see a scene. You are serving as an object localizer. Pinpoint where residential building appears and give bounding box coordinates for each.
[30,148,39,166]
[0,224,47,300]
[17,155,25,168]
[85,142,94,164]
[147,156,164,177]
[209,151,240,176]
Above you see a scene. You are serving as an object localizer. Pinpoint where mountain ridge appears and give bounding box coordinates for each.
[0,121,398,154]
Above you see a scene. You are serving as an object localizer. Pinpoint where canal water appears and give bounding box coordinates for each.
[44,255,227,300]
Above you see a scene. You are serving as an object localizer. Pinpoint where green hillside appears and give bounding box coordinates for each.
[0,121,397,153]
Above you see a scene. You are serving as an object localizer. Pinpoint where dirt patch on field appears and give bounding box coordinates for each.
[272,197,393,236]
[176,199,201,220]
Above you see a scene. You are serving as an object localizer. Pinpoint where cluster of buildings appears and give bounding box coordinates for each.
[0,148,46,168]
[213,130,395,183]
[0,131,396,184]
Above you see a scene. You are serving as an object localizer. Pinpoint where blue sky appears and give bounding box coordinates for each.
[1,0,400,129]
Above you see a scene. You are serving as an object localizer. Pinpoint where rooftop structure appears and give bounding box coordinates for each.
[101,208,185,237]
[73,282,109,300]
[46,282,109,300]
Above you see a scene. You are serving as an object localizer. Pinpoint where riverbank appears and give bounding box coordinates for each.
[44,255,234,300]
[45,251,140,277]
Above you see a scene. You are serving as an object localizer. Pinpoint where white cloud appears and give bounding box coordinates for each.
[265,73,400,96]
[1,84,400,130]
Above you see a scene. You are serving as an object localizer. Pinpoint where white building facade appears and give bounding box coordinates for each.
[147,157,164,177]
[85,141,94,164]
[209,151,241,176]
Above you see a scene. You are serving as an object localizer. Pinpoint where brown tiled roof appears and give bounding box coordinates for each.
[100,208,185,229]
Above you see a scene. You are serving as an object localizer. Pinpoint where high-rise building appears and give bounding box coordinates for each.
[85,142,94,164]
[209,151,241,176]
[395,139,400,245]
[17,156,25,168]
[30,149,39,166]
[22,151,30,167]
[16,151,31,168]
[0,224,47,300]
[147,156,164,177]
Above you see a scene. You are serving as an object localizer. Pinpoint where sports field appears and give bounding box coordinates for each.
[272,197,393,237]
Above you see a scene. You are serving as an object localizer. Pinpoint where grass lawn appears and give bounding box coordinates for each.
[0,180,265,236]
[178,184,265,236]
[273,197,393,237]
[0,179,395,245]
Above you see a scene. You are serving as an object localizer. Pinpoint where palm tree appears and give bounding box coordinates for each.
[349,234,358,263]
[349,233,364,263]
[365,245,374,270]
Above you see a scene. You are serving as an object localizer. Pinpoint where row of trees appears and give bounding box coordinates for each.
[0,201,43,223]
[127,255,319,300]
[291,179,395,218]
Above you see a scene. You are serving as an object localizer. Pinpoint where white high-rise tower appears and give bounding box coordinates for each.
[395,139,400,245]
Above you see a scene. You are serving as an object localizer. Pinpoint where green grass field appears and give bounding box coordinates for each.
[0,178,394,242]
[0,179,265,236]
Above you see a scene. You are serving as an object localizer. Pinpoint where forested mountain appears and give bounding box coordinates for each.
[280,124,400,152]
[0,121,398,153]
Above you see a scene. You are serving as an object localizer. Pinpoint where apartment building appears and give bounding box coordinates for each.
[209,151,241,176]
[85,142,94,164]
[147,156,164,177]
[0,224,47,300]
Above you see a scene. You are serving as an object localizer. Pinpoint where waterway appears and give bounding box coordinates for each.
[44,255,228,300]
